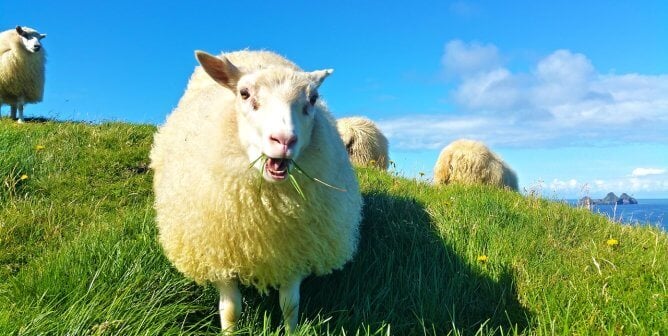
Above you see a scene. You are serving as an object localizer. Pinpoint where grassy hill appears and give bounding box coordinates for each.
[1,119,666,335]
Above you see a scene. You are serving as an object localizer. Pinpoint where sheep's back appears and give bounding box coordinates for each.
[434,139,505,186]
[337,117,389,169]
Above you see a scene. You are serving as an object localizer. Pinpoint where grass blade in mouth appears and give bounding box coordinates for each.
[291,160,347,192]
[248,153,268,170]
[248,154,346,196]
[289,174,306,200]
[249,154,268,193]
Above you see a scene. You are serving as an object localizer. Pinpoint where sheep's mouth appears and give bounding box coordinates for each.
[249,154,346,198]
[264,157,290,181]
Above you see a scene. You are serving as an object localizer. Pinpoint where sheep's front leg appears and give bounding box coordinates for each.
[10,105,17,121]
[214,279,241,332]
[16,98,25,123]
[18,103,23,124]
[279,277,302,333]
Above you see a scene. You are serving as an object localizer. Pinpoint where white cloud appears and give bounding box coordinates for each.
[381,41,668,149]
[454,68,521,110]
[535,50,595,83]
[549,178,579,190]
[543,174,668,198]
[442,40,501,77]
[379,115,524,149]
[531,50,596,106]
[631,168,666,177]
[381,117,474,150]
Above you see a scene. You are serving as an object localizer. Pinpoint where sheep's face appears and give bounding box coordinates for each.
[235,70,331,182]
[16,26,46,54]
[195,51,332,183]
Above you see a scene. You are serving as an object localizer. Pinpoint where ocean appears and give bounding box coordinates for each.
[567,199,668,231]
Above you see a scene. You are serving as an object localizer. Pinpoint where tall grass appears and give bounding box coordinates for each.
[1,119,666,335]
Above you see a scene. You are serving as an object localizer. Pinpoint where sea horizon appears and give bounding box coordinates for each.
[565,198,668,231]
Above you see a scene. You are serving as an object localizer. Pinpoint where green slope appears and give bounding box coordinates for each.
[1,119,666,335]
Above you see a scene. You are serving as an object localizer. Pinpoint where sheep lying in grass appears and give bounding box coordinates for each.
[0,26,46,123]
[337,116,389,170]
[433,139,518,191]
[150,50,363,332]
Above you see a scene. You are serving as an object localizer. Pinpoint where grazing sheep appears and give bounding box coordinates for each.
[150,50,362,332]
[337,116,389,170]
[433,139,518,191]
[0,26,47,123]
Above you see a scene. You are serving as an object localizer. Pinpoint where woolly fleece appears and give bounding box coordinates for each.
[0,27,45,109]
[150,50,362,292]
[337,116,389,170]
[433,139,518,191]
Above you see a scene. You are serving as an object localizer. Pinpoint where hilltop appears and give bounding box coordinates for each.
[1,119,666,335]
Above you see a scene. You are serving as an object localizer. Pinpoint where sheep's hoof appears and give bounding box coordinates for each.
[17,119,25,124]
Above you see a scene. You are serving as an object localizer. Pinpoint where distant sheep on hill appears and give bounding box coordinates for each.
[433,139,518,191]
[337,116,389,170]
[0,26,47,123]
[150,49,362,332]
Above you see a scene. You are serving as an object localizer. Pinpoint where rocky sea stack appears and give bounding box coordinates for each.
[579,192,638,206]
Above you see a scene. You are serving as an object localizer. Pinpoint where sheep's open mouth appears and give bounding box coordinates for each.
[265,158,290,181]
[250,154,346,195]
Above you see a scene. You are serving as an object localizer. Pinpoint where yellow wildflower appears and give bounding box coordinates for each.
[606,239,619,247]
[20,174,29,181]
[477,255,489,263]
[35,145,45,151]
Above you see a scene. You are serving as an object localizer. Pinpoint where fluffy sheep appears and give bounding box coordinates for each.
[0,26,46,123]
[150,50,363,332]
[336,116,389,170]
[433,139,518,191]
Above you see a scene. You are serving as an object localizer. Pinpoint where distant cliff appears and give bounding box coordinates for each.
[579,192,638,206]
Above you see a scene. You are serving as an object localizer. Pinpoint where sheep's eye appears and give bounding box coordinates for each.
[239,88,250,100]
[309,94,318,105]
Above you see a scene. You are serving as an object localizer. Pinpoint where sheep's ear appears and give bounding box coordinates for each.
[195,50,241,91]
[309,69,333,88]
[15,26,24,36]
[39,34,47,39]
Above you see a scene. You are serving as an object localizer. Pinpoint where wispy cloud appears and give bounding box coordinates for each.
[543,169,668,198]
[449,1,481,18]
[379,41,668,150]
[632,168,666,177]
[380,114,535,149]
[549,178,580,191]
[442,40,501,77]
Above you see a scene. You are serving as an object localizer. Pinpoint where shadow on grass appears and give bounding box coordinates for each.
[187,190,532,334]
[295,191,532,334]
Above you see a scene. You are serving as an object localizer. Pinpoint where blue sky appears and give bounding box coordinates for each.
[3,0,667,198]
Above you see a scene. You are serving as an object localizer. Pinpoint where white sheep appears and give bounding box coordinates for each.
[433,139,518,191]
[0,26,47,123]
[150,50,363,332]
[336,116,390,170]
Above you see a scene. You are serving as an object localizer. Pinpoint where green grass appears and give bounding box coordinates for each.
[1,118,666,335]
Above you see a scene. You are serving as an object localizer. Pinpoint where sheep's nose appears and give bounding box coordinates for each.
[33,45,41,51]
[269,133,297,155]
